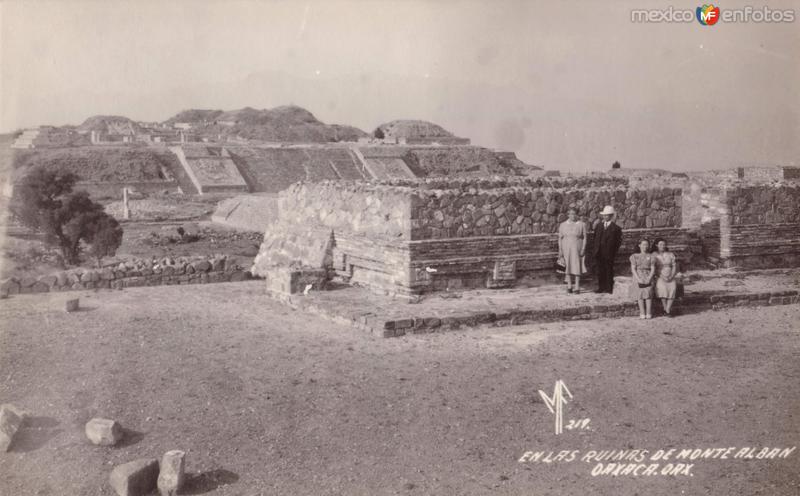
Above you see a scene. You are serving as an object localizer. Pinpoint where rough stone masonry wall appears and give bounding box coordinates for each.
[408,182,682,240]
[721,185,800,268]
[252,178,704,297]
[251,181,414,293]
[0,256,251,296]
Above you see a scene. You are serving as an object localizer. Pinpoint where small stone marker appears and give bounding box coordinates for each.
[157,450,186,496]
[65,298,80,312]
[85,418,123,446]
[109,458,159,496]
[0,404,27,452]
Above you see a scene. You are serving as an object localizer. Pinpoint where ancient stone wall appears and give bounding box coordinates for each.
[251,182,412,288]
[720,185,800,267]
[726,185,800,225]
[276,181,412,238]
[73,180,180,200]
[0,256,252,296]
[682,182,800,267]
[253,178,705,297]
[408,184,682,240]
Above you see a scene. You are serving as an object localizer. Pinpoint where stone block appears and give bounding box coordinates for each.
[393,318,414,330]
[422,317,441,328]
[212,258,226,272]
[157,450,186,496]
[193,260,211,273]
[65,298,80,312]
[31,282,50,293]
[109,458,159,496]
[0,404,27,451]
[85,418,123,446]
[0,278,20,295]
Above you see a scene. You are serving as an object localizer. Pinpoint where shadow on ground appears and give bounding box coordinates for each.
[182,469,240,494]
[9,416,62,452]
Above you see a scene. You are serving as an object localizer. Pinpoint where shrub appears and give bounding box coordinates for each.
[12,166,123,265]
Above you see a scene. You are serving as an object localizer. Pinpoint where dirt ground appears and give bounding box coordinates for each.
[0,281,798,495]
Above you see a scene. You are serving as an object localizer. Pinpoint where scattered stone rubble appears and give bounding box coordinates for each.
[109,458,160,496]
[0,404,27,452]
[85,418,124,446]
[157,450,186,496]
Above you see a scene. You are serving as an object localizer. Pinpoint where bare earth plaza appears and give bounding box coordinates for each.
[1,2,798,495]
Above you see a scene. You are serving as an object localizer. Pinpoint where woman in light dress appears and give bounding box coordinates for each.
[557,207,587,294]
[629,238,656,319]
[653,238,678,317]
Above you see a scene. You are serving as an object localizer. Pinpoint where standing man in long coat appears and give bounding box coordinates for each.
[592,205,623,294]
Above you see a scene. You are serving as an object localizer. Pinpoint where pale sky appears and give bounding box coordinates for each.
[1,0,798,172]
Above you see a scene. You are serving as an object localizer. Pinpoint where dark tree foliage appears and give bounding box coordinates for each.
[373,127,385,139]
[612,161,621,169]
[12,166,123,265]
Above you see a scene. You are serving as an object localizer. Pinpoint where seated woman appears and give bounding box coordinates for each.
[629,238,655,319]
[653,238,678,317]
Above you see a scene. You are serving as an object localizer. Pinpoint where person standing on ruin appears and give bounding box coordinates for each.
[653,238,678,317]
[630,238,656,319]
[592,205,622,294]
[558,207,587,294]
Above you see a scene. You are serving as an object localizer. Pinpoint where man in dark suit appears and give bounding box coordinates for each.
[592,205,623,294]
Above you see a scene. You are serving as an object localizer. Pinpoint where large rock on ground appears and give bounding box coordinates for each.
[157,450,186,496]
[109,458,159,496]
[0,404,27,451]
[65,298,80,312]
[85,418,123,446]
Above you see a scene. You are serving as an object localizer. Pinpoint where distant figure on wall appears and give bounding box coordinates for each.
[592,205,622,294]
[557,207,587,294]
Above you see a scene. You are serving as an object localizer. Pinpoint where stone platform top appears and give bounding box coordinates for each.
[327,175,632,191]
[270,268,799,337]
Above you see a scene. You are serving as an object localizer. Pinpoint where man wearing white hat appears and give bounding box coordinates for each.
[592,205,623,294]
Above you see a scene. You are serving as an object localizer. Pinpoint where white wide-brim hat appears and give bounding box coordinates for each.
[600,205,616,216]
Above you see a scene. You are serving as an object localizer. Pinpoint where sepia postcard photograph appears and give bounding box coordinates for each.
[0,1,798,494]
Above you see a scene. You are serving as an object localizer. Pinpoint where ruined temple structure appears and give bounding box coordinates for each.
[252,168,800,298]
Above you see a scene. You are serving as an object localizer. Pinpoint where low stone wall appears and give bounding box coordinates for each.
[74,180,180,200]
[683,183,800,268]
[0,256,252,296]
[404,227,703,293]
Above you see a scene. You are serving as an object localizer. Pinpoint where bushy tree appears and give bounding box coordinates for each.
[373,127,385,139]
[12,166,123,265]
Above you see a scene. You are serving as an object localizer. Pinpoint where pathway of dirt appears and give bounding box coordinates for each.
[0,281,798,495]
